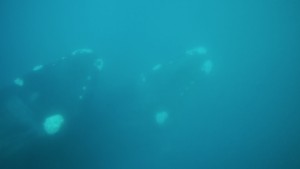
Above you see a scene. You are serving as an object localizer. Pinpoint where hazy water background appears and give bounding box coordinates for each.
[0,0,300,169]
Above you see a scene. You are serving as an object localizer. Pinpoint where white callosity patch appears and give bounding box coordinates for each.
[43,114,64,135]
[72,48,93,56]
[94,58,104,71]
[155,111,169,125]
[78,57,103,101]
[32,65,44,71]
[201,59,213,75]
[186,46,207,56]
[14,78,24,87]
[152,64,162,71]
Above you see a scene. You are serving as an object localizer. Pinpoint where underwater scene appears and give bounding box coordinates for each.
[0,0,299,169]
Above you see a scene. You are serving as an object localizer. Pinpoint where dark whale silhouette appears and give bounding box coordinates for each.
[0,49,103,165]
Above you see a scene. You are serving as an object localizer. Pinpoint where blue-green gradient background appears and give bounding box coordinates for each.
[0,0,299,169]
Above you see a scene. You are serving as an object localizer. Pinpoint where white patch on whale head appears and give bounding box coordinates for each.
[155,111,169,125]
[14,78,24,87]
[43,113,64,135]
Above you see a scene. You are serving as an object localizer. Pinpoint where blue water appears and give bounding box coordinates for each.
[0,0,300,169]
